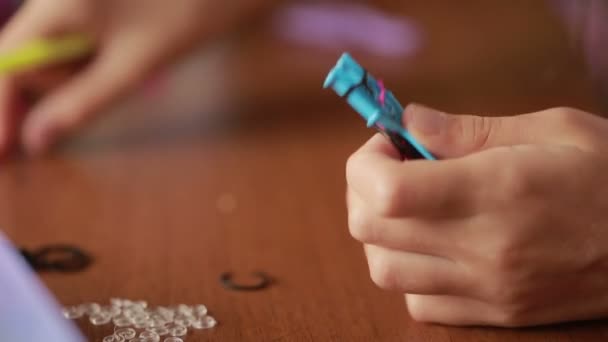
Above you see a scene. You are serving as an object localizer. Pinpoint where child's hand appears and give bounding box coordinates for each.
[0,0,266,156]
[346,105,608,327]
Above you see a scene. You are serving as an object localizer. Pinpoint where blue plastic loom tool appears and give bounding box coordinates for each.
[323,53,435,160]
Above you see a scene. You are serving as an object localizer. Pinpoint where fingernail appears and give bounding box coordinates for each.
[405,104,446,135]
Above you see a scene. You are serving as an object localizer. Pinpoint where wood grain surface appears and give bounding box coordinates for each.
[2,1,607,341]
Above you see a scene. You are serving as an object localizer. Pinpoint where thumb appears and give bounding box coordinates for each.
[403,104,547,158]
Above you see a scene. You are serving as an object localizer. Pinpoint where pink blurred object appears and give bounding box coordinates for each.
[553,0,608,93]
[273,3,423,57]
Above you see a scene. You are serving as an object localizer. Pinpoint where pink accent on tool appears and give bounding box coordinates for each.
[377,79,386,107]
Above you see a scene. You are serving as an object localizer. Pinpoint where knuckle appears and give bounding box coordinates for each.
[495,161,534,201]
[551,107,596,146]
[486,276,519,307]
[345,153,362,186]
[454,115,496,150]
[493,303,530,327]
[373,175,403,216]
[406,295,434,323]
[346,151,404,217]
[347,210,376,243]
[552,106,583,127]
[346,152,379,188]
[368,253,398,290]
[493,240,524,274]
[483,253,529,307]
[471,116,495,150]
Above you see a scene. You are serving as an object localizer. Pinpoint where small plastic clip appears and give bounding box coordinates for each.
[219,272,272,291]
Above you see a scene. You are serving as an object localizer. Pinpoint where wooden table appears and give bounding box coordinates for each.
[2,2,607,341]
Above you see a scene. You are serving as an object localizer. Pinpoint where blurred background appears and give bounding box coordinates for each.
[7,0,599,154]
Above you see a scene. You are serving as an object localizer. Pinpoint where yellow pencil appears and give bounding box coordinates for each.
[0,34,93,75]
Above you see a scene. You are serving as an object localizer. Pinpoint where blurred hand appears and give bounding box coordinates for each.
[0,0,268,156]
[346,104,608,327]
